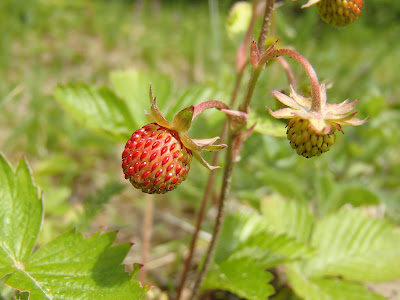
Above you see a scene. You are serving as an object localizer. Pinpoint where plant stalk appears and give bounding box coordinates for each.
[257,0,275,53]
[191,133,236,300]
[175,68,245,300]
[259,48,321,111]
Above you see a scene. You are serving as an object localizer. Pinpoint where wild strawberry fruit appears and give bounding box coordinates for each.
[122,85,227,194]
[299,0,363,26]
[122,124,192,194]
[317,0,363,26]
[267,84,368,158]
[286,118,336,158]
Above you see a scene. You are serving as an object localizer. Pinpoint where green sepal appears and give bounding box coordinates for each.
[149,97,172,128]
[172,106,194,133]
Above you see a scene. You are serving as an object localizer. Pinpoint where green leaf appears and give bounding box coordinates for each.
[286,266,386,300]
[261,196,314,243]
[54,84,135,141]
[169,84,228,121]
[204,257,274,300]
[249,111,286,137]
[84,182,126,220]
[0,154,147,299]
[304,208,400,282]
[319,184,380,215]
[204,212,313,299]
[258,169,306,202]
[110,70,173,127]
[0,155,43,278]
[5,230,147,300]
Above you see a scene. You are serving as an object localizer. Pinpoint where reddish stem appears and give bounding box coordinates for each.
[259,48,322,112]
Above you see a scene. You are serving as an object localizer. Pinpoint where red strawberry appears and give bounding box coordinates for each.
[122,123,192,194]
[122,84,227,194]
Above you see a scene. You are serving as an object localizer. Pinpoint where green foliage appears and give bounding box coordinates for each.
[304,209,400,282]
[0,154,147,299]
[83,181,126,221]
[204,211,314,299]
[262,197,400,300]
[110,70,174,125]
[286,266,386,300]
[54,84,135,142]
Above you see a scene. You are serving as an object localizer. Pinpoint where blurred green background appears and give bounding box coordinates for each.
[0,0,399,296]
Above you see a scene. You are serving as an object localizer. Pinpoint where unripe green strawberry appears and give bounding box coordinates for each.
[286,118,336,158]
[122,123,192,194]
[317,0,363,26]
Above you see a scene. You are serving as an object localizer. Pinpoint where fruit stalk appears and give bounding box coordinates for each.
[175,57,246,300]
[260,47,322,112]
[191,133,236,300]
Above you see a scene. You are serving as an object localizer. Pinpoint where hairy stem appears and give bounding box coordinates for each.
[260,48,322,111]
[242,67,262,113]
[175,68,245,300]
[191,134,236,300]
[257,0,275,53]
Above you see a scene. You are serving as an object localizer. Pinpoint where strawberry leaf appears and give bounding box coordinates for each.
[0,154,147,299]
[286,265,386,300]
[261,196,314,243]
[205,257,274,300]
[203,212,313,299]
[110,70,173,127]
[0,155,43,278]
[54,84,135,142]
[303,208,400,282]
[5,230,147,300]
